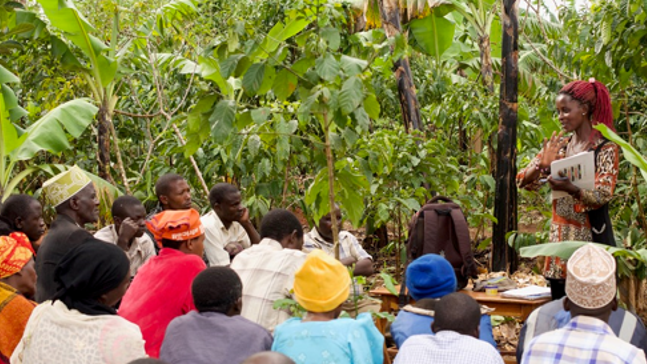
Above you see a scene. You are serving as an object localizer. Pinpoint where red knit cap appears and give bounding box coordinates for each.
[559,79,615,139]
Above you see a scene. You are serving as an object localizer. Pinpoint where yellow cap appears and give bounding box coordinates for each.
[42,165,93,207]
[293,250,350,313]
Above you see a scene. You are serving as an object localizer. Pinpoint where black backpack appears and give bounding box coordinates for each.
[399,196,478,305]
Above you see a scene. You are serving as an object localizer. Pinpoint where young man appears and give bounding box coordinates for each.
[155,174,192,212]
[0,232,37,362]
[201,183,260,266]
[304,205,373,276]
[304,204,377,315]
[241,352,295,364]
[94,195,156,278]
[160,267,272,364]
[394,293,503,364]
[0,195,45,250]
[119,209,206,358]
[230,209,306,332]
[35,166,99,303]
[522,244,647,364]
[391,254,495,348]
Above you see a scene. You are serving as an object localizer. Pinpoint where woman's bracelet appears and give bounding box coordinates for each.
[535,163,550,176]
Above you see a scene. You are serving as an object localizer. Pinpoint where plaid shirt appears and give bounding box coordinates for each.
[522,316,647,364]
[303,228,372,261]
[230,238,306,332]
[394,331,503,364]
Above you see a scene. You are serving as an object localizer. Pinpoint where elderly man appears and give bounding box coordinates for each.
[230,209,306,332]
[35,166,99,303]
[94,195,156,278]
[0,232,37,362]
[522,244,647,364]
[201,183,260,266]
[0,195,45,250]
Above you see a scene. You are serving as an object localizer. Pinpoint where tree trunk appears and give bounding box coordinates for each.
[478,33,495,93]
[378,0,422,132]
[492,0,518,273]
[97,104,112,182]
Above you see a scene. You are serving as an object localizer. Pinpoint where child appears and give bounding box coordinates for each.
[271,250,383,364]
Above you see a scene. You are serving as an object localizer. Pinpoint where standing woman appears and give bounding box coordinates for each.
[517,79,619,281]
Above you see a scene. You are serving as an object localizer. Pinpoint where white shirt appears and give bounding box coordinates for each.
[201,210,251,266]
[11,300,146,364]
[230,238,306,332]
[394,331,504,364]
[94,224,156,277]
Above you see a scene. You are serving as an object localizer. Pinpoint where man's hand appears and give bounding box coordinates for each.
[236,207,250,223]
[224,242,244,257]
[117,218,139,251]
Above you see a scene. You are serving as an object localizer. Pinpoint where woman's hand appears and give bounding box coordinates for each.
[547,172,580,196]
[539,131,564,169]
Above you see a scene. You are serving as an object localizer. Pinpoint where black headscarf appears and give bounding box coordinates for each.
[53,237,130,316]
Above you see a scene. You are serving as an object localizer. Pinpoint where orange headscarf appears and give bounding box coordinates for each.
[146,209,204,246]
[0,232,34,279]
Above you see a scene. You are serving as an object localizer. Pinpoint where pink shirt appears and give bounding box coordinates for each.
[118,248,206,358]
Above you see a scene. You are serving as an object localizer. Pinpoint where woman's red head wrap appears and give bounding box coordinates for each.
[559,78,615,135]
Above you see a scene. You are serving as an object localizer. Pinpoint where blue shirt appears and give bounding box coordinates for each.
[391,310,496,348]
[522,316,646,364]
[272,312,384,364]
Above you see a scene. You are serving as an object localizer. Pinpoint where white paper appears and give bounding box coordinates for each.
[550,151,595,200]
[500,285,551,300]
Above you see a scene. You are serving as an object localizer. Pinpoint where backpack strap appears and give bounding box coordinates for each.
[449,208,476,277]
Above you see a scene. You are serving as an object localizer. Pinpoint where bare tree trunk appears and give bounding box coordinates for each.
[478,34,495,93]
[378,0,422,132]
[492,0,518,272]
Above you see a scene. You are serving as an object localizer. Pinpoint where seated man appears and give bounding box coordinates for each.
[36,165,99,303]
[304,205,378,314]
[394,293,503,364]
[0,232,37,363]
[153,173,193,213]
[241,352,295,364]
[517,296,647,362]
[119,209,206,358]
[230,209,306,332]
[391,254,496,348]
[201,183,260,266]
[95,195,156,278]
[522,244,647,364]
[160,267,272,364]
[0,195,45,251]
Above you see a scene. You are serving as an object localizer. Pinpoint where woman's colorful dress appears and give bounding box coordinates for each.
[516,137,619,278]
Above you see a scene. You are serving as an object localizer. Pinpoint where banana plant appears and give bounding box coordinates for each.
[34,0,201,184]
[0,67,99,201]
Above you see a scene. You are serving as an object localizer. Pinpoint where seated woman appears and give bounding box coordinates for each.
[390,254,496,348]
[0,232,37,363]
[11,238,146,364]
[272,250,384,364]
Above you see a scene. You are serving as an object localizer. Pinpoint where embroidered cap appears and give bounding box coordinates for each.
[565,244,616,309]
[42,165,93,207]
[146,209,204,246]
[0,232,34,279]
